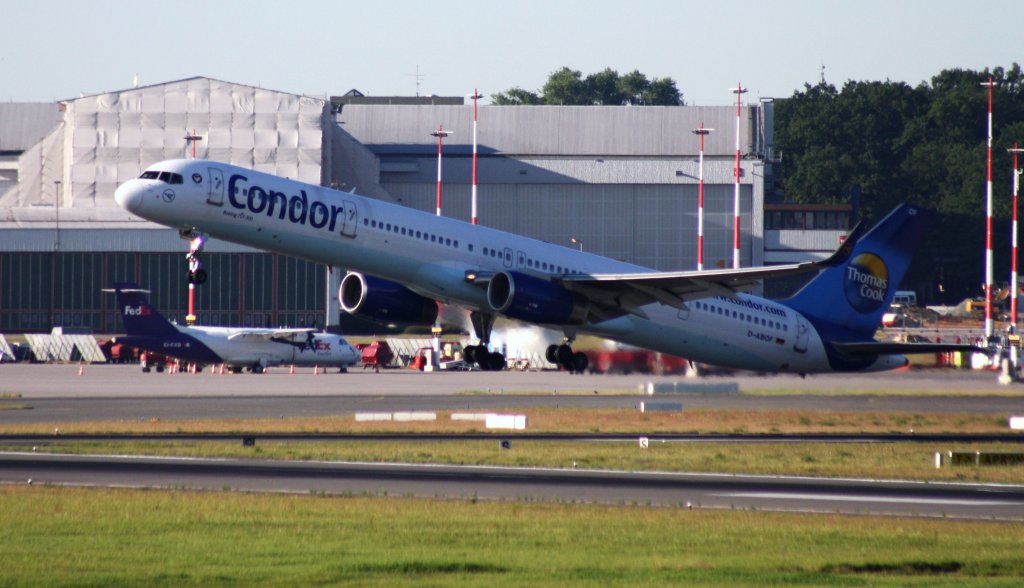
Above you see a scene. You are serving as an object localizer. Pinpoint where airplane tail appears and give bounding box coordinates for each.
[111,282,181,337]
[782,204,931,340]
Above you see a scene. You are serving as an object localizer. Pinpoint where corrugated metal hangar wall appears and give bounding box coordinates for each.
[337,104,764,271]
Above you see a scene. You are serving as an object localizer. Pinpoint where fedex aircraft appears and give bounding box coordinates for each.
[109,282,360,373]
[114,160,972,374]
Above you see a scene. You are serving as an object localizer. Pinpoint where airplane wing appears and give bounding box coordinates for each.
[226,328,315,342]
[555,221,865,319]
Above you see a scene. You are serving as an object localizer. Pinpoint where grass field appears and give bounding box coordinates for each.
[2,485,1023,587]
[0,407,1015,435]
[3,400,1022,585]
[3,407,1022,483]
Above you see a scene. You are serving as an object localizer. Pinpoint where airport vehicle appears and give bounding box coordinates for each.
[109,282,360,373]
[114,160,976,374]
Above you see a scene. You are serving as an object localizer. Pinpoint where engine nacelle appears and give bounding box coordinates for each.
[486,271,588,325]
[339,273,438,325]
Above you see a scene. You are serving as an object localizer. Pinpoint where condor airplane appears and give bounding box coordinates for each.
[114,160,974,374]
[109,282,360,373]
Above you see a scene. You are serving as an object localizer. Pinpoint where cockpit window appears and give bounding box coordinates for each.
[139,170,183,184]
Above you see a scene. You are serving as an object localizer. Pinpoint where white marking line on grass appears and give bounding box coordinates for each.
[717,492,1023,506]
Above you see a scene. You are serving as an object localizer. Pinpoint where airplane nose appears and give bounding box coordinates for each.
[115,181,144,213]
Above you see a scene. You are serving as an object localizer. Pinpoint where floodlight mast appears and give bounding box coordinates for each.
[982,76,996,340]
[470,89,484,225]
[430,125,452,216]
[1010,143,1024,329]
[731,83,747,269]
[692,123,713,271]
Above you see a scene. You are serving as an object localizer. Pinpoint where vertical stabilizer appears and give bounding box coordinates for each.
[113,282,181,337]
[783,204,931,339]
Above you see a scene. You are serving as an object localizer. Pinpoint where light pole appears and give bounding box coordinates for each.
[571,237,583,252]
[184,129,203,159]
[982,76,995,340]
[1008,143,1024,375]
[730,83,747,269]
[1009,143,1024,330]
[430,125,452,216]
[691,122,714,271]
[470,89,484,224]
[53,180,61,252]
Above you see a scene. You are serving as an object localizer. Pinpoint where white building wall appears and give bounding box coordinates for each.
[4,78,329,215]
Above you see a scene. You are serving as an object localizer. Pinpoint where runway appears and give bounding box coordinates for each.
[2,364,1022,424]
[3,452,1022,521]
[4,363,1023,399]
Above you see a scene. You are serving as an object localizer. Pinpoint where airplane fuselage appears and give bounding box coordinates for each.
[118,325,360,370]
[115,160,906,374]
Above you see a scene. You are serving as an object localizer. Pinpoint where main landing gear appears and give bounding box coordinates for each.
[464,311,505,371]
[546,340,589,374]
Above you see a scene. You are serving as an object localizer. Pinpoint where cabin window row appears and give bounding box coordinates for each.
[363,218,461,250]
[695,301,788,332]
[362,217,585,276]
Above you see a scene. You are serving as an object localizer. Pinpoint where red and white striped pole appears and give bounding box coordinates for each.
[471,89,483,225]
[1010,143,1023,329]
[430,125,452,216]
[692,123,713,271]
[982,76,995,339]
[731,83,747,269]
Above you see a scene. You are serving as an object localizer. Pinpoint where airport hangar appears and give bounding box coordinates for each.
[0,76,849,334]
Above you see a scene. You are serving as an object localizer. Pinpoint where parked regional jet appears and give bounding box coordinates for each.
[114,160,975,374]
[108,282,360,373]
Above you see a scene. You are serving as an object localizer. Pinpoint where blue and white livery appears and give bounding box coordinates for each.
[115,160,974,374]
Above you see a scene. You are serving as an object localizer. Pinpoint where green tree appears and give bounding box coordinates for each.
[775,65,1024,302]
[584,68,626,105]
[542,67,589,105]
[494,67,684,106]
[491,87,541,105]
[644,77,683,106]
[617,70,650,105]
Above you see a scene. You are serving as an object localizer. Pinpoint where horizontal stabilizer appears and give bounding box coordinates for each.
[831,341,984,356]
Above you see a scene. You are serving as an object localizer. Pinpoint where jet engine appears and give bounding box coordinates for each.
[339,273,438,325]
[486,271,588,325]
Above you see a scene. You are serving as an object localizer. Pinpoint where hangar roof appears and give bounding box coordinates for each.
[0,103,62,151]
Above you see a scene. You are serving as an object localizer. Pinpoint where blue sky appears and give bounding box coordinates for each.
[2,0,1021,105]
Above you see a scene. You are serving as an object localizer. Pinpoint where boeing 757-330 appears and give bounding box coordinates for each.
[114,160,975,374]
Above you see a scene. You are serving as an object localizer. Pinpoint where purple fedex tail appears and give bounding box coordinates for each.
[111,282,221,364]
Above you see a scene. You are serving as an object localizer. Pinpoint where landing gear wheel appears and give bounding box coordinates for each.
[486,352,506,371]
[556,344,574,369]
[572,351,589,374]
[545,344,559,365]
[465,345,484,368]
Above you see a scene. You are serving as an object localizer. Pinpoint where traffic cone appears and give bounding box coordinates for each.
[78,362,84,376]
[314,365,319,375]
[289,364,295,375]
